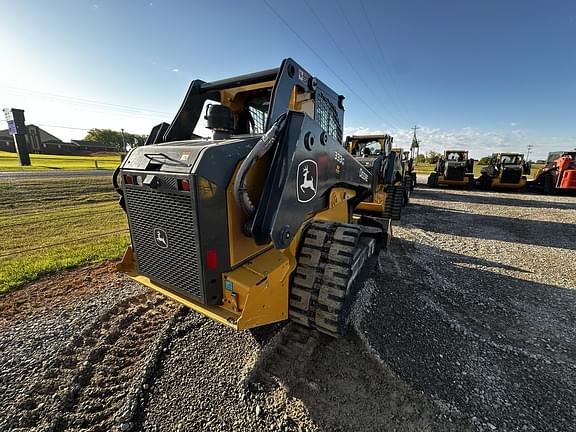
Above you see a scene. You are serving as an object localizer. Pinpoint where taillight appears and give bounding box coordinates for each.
[178,179,191,191]
[207,249,217,270]
[124,175,134,185]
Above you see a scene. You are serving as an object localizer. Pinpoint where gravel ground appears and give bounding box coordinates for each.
[358,184,576,432]
[0,185,574,431]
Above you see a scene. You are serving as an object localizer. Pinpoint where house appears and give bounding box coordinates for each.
[0,125,117,155]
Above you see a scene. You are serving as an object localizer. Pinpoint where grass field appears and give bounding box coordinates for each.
[0,151,122,171]
[0,176,129,293]
[414,162,544,178]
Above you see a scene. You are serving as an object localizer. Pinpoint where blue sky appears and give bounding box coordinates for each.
[1,0,575,159]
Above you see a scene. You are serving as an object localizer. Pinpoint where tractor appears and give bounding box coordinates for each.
[345,134,406,220]
[427,150,475,188]
[477,152,530,191]
[113,58,390,338]
[531,151,576,194]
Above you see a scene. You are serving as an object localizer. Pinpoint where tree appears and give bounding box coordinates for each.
[425,151,442,164]
[478,156,492,165]
[84,128,147,151]
[415,154,426,164]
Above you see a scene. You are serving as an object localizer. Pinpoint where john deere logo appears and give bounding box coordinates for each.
[154,228,169,249]
[297,159,318,203]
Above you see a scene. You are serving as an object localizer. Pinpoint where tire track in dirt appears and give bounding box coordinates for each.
[0,265,183,432]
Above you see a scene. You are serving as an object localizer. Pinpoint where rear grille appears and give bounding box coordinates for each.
[501,167,522,183]
[124,185,203,300]
[446,165,465,180]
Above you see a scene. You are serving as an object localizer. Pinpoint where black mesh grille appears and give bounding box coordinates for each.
[316,93,343,142]
[446,165,465,180]
[124,184,202,300]
[501,167,522,183]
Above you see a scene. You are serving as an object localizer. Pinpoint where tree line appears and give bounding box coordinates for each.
[84,128,147,151]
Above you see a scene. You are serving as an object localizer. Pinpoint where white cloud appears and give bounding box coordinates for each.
[344,125,575,161]
[510,122,517,127]
[171,68,180,73]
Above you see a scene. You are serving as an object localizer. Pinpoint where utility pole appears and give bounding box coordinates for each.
[526,144,535,161]
[3,108,31,166]
[121,128,126,151]
[411,125,420,160]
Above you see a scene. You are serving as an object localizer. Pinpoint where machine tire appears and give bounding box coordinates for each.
[289,221,371,338]
[427,172,438,187]
[467,175,475,190]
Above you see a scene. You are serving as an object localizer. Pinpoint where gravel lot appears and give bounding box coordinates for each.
[0,185,574,431]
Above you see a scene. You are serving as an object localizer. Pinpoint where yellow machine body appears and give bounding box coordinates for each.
[436,175,471,187]
[490,176,527,190]
[118,187,355,330]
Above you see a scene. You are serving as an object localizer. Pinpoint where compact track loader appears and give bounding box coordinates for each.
[477,152,530,191]
[531,151,576,194]
[344,134,405,220]
[427,150,474,188]
[114,59,389,338]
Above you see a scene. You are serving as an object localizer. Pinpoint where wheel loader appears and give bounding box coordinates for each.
[344,134,405,220]
[477,152,530,191]
[427,150,475,188]
[531,151,576,194]
[113,58,389,338]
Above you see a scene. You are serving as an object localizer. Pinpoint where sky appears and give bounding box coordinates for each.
[0,0,575,160]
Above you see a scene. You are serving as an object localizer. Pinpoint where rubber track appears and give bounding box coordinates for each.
[289,221,362,338]
[382,185,404,220]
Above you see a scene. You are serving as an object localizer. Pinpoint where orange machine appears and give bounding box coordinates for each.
[533,151,576,194]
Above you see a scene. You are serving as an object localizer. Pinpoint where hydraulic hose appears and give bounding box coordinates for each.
[233,113,287,218]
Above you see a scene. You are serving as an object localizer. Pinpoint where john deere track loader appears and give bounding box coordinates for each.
[477,152,530,191]
[344,134,405,220]
[427,150,475,189]
[114,59,389,338]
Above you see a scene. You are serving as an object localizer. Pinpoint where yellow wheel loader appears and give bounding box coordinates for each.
[344,134,405,220]
[477,153,530,191]
[113,59,389,338]
[427,150,475,189]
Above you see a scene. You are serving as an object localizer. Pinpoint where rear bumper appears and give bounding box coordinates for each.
[437,176,469,186]
[491,177,527,189]
[117,246,291,331]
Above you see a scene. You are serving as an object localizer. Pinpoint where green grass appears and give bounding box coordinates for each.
[0,176,129,293]
[0,150,121,171]
[414,162,544,179]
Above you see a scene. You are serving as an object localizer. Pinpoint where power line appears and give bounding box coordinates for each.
[36,123,92,131]
[261,0,393,127]
[1,86,171,116]
[302,0,402,129]
[2,87,170,122]
[359,0,411,121]
[335,0,409,126]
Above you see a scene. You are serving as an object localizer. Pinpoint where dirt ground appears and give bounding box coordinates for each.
[0,185,574,432]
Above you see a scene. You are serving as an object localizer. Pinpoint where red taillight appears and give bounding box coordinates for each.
[178,179,191,191]
[207,249,217,270]
[124,175,134,185]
